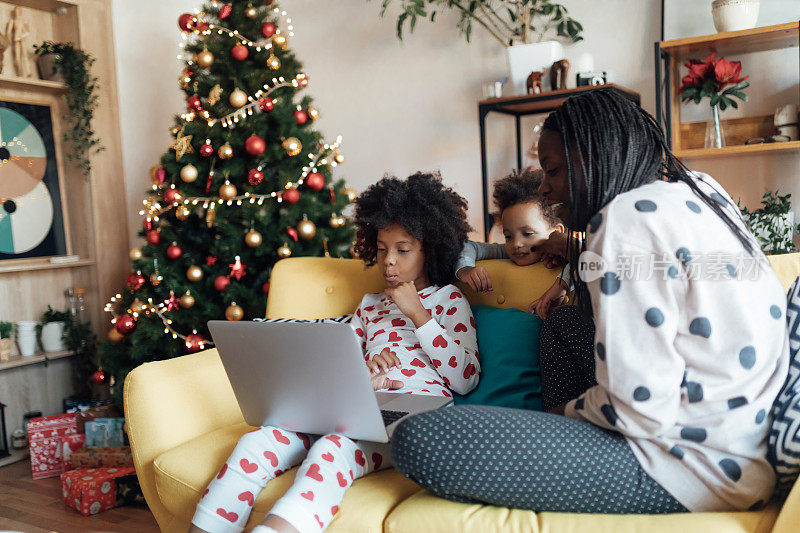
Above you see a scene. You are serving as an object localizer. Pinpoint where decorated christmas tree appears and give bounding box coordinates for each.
[98,0,355,405]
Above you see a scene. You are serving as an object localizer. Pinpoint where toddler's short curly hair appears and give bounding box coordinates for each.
[353,171,471,286]
[493,168,561,227]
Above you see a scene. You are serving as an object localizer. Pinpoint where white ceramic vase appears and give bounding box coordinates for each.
[41,321,66,352]
[506,41,565,96]
[711,0,760,33]
[16,321,37,357]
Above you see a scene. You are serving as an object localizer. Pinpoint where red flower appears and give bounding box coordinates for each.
[713,56,748,89]
[680,52,716,93]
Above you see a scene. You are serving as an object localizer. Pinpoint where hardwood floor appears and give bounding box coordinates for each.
[0,459,159,532]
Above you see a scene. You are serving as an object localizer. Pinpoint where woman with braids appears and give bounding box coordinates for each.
[391,89,789,513]
[191,172,479,533]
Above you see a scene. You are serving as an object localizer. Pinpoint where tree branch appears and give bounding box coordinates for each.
[447,1,512,45]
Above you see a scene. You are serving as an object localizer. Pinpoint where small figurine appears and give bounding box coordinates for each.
[526,68,546,95]
[0,33,9,74]
[6,6,32,77]
[550,59,570,91]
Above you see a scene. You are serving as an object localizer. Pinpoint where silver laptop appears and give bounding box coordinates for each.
[207,321,452,442]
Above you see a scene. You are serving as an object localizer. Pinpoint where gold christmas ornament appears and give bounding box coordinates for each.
[229,88,248,108]
[169,126,180,136]
[334,151,345,164]
[180,291,195,308]
[266,54,281,70]
[149,165,162,185]
[196,48,214,67]
[297,216,316,240]
[245,229,263,248]
[206,205,217,227]
[329,214,345,228]
[273,34,288,49]
[282,137,302,156]
[187,265,204,282]
[150,272,163,286]
[245,4,258,18]
[169,130,194,161]
[277,243,292,259]
[225,302,244,321]
[308,106,319,121]
[180,163,199,183]
[108,328,124,343]
[343,187,357,203]
[218,142,234,159]
[179,72,192,88]
[207,84,223,105]
[176,205,192,220]
[129,248,143,261]
[131,299,146,313]
[219,181,238,201]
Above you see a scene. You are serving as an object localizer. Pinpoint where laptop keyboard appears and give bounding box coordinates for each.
[381,409,409,426]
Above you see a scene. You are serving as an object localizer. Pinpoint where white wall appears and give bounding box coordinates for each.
[112,0,798,247]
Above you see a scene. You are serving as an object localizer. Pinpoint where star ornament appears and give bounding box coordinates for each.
[163,292,180,312]
[229,256,247,280]
[169,130,194,161]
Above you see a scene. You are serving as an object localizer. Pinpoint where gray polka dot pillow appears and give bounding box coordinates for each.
[769,276,800,499]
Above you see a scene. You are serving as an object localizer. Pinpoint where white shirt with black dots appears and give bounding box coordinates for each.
[565,172,789,512]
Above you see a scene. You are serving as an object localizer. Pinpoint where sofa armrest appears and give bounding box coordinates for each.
[772,477,800,533]
[124,348,244,530]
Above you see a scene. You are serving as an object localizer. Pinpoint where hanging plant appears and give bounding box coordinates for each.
[34,41,104,177]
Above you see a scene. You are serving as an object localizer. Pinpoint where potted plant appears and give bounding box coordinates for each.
[372,0,583,94]
[37,306,69,353]
[739,190,799,255]
[33,41,103,177]
[679,52,749,149]
[0,322,13,361]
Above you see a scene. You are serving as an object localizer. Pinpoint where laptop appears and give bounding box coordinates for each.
[207,321,452,443]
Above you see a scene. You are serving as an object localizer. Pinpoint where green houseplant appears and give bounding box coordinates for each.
[33,41,103,177]
[739,191,799,255]
[37,306,69,353]
[0,321,14,361]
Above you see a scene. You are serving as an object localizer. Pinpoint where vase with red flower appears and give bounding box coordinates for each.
[679,52,749,149]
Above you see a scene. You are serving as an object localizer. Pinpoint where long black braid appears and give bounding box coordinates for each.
[543,88,758,317]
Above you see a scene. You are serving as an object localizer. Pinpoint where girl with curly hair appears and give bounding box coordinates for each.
[190,171,480,533]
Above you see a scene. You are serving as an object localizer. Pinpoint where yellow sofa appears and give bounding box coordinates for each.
[125,255,800,532]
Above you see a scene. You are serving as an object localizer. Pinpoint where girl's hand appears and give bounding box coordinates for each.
[386,282,430,327]
[370,370,404,391]
[528,278,568,319]
[367,348,402,374]
[457,266,493,293]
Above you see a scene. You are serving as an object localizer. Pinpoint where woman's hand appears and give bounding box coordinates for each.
[532,231,569,268]
[528,278,568,319]
[457,266,493,293]
[385,281,430,327]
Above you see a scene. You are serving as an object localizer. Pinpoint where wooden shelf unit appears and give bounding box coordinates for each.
[0,349,72,372]
[0,74,66,92]
[655,21,800,158]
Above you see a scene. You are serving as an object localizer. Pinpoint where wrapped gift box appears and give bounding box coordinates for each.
[70,446,133,469]
[61,467,136,516]
[28,413,78,479]
[61,434,86,470]
[85,418,126,448]
[75,404,121,433]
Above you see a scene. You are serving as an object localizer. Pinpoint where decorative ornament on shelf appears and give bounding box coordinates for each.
[248,168,264,185]
[195,48,214,68]
[286,227,299,242]
[180,164,198,183]
[176,205,192,220]
[282,188,300,204]
[180,291,195,308]
[186,265,204,282]
[199,142,214,157]
[146,230,161,245]
[214,275,231,291]
[114,314,136,335]
[218,142,234,159]
[166,242,183,260]
[245,229,263,247]
[219,181,238,201]
[266,54,281,70]
[225,302,244,321]
[207,84,223,105]
[231,44,249,61]
[305,172,325,192]
[169,130,194,161]
[277,242,292,258]
[282,137,302,156]
[297,216,316,240]
[229,88,248,108]
[129,248,143,261]
[246,134,267,156]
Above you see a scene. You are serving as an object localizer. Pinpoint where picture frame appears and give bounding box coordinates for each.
[0,99,70,263]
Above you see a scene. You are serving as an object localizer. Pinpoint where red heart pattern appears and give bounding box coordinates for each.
[431,358,442,368]
[240,458,258,474]
[446,307,457,315]
[315,515,324,528]
[392,318,406,327]
[203,489,209,497]
[306,463,324,481]
[470,316,476,329]
[331,505,339,515]
[364,306,375,312]
[263,451,279,467]
[355,328,364,337]
[410,358,425,367]
[463,363,477,379]
[301,491,314,501]
[450,291,462,299]
[401,368,416,377]
[442,390,452,397]
[355,449,365,466]
[435,305,444,314]
[372,453,383,469]
[326,435,342,448]
[238,491,255,506]
[321,452,334,462]
[272,429,290,445]
[370,329,385,340]
[433,335,448,348]
[217,463,228,479]
[298,432,311,450]
[425,379,442,386]
[454,322,467,332]
[337,472,348,487]
[216,508,238,522]
[388,332,402,342]
[378,309,390,315]
[448,356,458,368]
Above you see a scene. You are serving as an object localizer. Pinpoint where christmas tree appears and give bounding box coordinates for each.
[98,0,355,405]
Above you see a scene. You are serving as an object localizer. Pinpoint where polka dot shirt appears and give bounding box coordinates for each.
[565,172,790,512]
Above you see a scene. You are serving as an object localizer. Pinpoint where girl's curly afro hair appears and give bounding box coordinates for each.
[353,171,472,286]
[493,168,562,227]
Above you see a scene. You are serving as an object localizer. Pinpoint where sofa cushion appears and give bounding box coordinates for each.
[153,422,421,532]
[384,491,781,533]
[454,306,543,411]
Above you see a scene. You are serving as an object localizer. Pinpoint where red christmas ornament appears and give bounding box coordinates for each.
[298,75,309,87]
[185,333,206,353]
[166,243,183,260]
[195,21,210,32]
[146,230,162,245]
[199,143,214,157]
[187,95,202,112]
[91,369,106,384]
[143,218,153,231]
[114,314,136,335]
[329,187,336,203]
[219,3,232,19]
[248,169,264,186]
[214,275,231,291]
[155,167,166,184]
[178,13,196,32]
[245,134,266,156]
[164,187,181,204]
[260,22,277,38]
[163,293,180,311]
[259,97,275,112]
[205,172,214,194]
[262,281,270,294]
[286,227,299,242]
[305,172,325,192]
[183,66,193,76]
[206,255,218,266]
[282,188,300,204]
[229,256,247,280]
[293,109,308,125]
[231,44,249,61]
[126,272,146,290]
